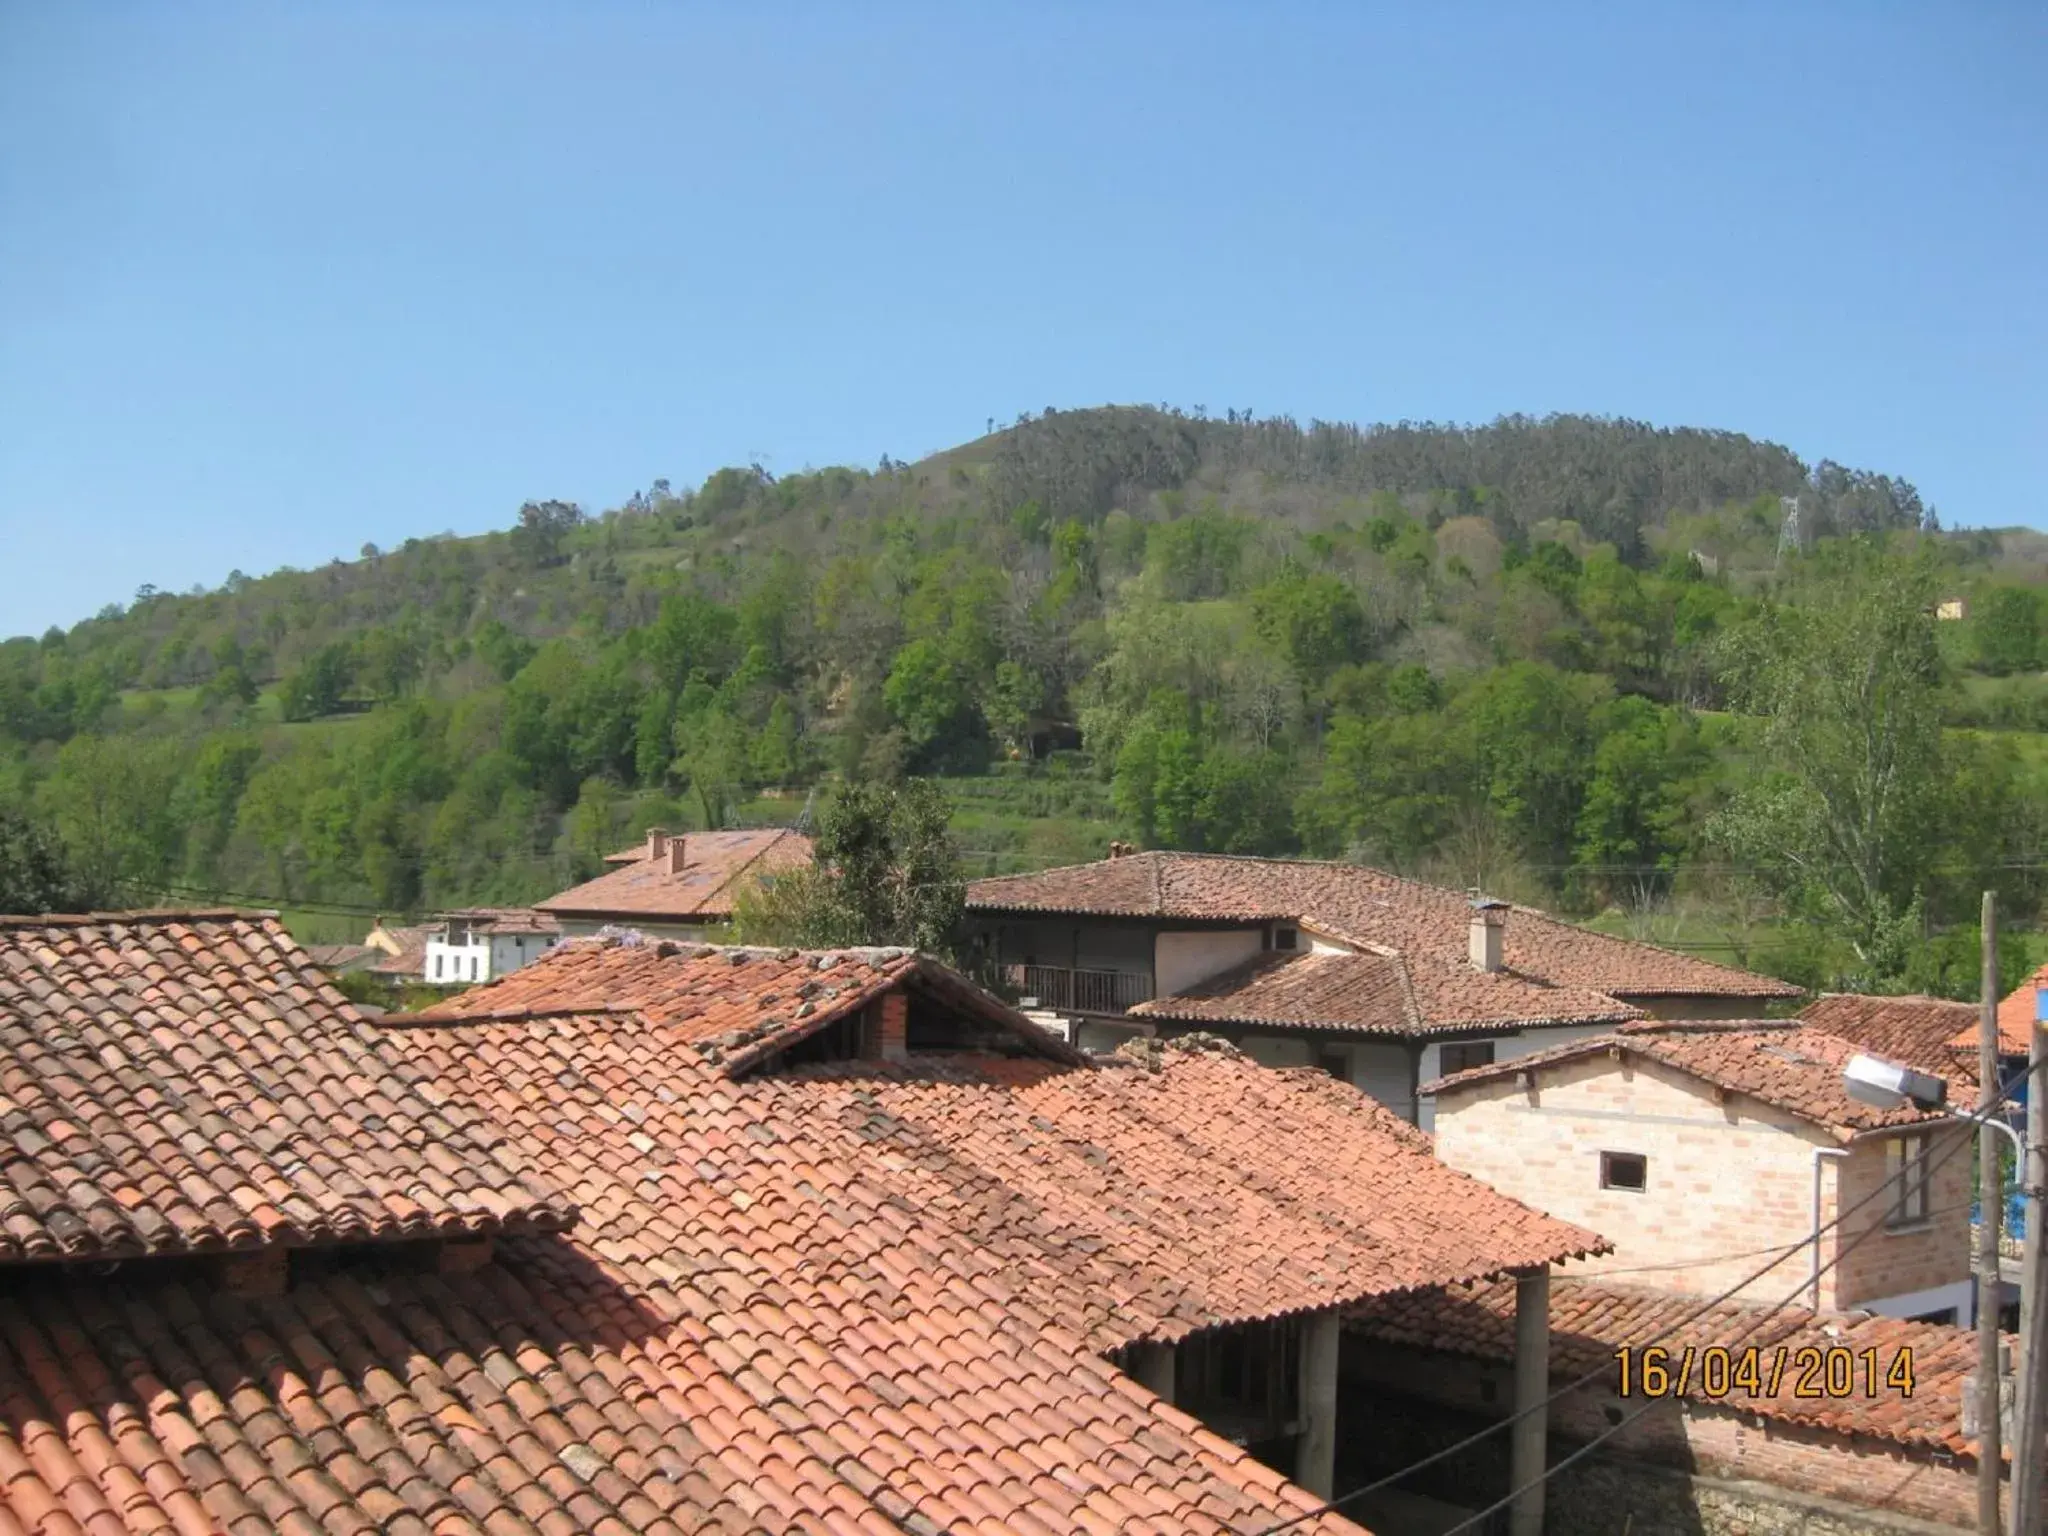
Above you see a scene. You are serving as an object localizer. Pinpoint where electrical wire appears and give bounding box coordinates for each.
[1248,1070,2028,1535]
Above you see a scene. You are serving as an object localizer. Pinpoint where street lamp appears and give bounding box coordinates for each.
[1842,1053,2022,1161]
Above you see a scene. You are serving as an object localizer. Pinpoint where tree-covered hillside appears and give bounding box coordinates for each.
[5,405,2045,992]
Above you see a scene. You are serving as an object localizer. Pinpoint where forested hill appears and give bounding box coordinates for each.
[6,404,2046,995]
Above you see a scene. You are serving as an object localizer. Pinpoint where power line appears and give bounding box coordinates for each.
[1252,1074,2022,1535]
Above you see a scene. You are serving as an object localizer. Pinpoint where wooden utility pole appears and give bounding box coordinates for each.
[1982,891,2006,1535]
[2012,969,2047,1536]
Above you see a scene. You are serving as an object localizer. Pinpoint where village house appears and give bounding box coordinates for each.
[0,909,1605,1533]
[965,849,1799,1127]
[1427,1019,1981,1326]
[359,912,429,980]
[420,904,561,984]
[536,824,813,939]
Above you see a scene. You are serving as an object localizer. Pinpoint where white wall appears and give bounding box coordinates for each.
[1154,928,1266,996]
[1350,1041,1416,1120]
[425,938,489,985]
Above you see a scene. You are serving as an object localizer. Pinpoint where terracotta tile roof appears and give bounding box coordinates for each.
[1800,992,1983,1080]
[0,911,574,1265]
[1129,948,1642,1036]
[969,852,1799,1000]
[1973,966,2046,1056]
[1425,1020,1957,1137]
[412,936,1088,1076]
[0,932,1608,1535]
[1347,1276,1988,1455]
[0,1236,1368,1534]
[538,828,814,923]
[433,905,561,936]
[401,940,1605,1350]
[366,938,426,977]
[303,940,376,971]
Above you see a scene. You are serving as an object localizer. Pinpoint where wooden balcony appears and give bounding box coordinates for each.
[1003,963,1154,1015]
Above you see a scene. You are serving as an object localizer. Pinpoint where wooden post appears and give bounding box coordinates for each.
[1982,891,2005,1535]
[1295,1312,1340,1500]
[1512,1267,1551,1536]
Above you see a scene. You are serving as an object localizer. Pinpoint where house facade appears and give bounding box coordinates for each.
[1428,1020,1979,1323]
[422,906,561,985]
[965,849,1799,1126]
[536,825,813,939]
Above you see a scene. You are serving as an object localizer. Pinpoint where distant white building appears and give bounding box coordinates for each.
[424,908,561,986]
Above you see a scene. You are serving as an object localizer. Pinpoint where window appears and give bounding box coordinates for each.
[1439,1041,1496,1077]
[1600,1151,1648,1192]
[1317,1049,1349,1081]
[1886,1133,1931,1227]
[1276,926,1299,951]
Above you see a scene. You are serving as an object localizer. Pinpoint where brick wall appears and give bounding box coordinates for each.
[1345,1337,2001,1531]
[1433,1055,1967,1311]
[877,991,908,1062]
[1828,1123,1973,1312]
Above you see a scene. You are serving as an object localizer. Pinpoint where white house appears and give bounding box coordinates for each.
[424,908,562,986]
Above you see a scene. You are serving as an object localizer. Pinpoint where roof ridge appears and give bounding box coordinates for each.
[0,907,262,928]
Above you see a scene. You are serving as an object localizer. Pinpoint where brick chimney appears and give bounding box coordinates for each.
[1469,897,1508,973]
[646,827,670,863]
[667,835,689,876]
[862,990,909,1061]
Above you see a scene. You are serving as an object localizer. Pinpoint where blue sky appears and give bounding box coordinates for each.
[1,4,2042,640]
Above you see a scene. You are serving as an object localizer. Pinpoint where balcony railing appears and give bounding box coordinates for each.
[1004,964,1154,1015]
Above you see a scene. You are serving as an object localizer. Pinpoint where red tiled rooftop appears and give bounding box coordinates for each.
[433,905,561,935]
[403,939,1605,1349]
[1427,1020,1956,1136]
[969,851,1799,1000]
[1970,965,2046,1057]
[0,927,1600,1534]
[0,911,574,1265]
[1800,992,1982,1080]
[0,1237,1365,1535]
[538,828,814,923]
[1131,948,1642,1036]
[1348,1276,1988,1455]
[413,936,1085,1075]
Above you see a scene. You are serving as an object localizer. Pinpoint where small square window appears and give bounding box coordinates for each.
[1317,1050,1349,1081]
[1600,1152,1648,1192]
[1276,927,1300,951]
[1439,1041,1496,1077]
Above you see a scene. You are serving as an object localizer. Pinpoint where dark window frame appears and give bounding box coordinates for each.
[1600,1151,1648,1193]
[1439,1041,1497,1077]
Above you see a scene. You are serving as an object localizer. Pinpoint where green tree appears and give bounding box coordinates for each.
[0,808,86,913]
[674,707,751,830]
[731,778,964,955]
[883,639,978,763]
[1971,587,2043,676]
[1571,697,1708,900]
[1710,545,1950,977]
[40,734,184,904]
[280,642,354,721]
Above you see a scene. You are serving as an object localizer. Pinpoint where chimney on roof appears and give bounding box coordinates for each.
[647,827,670,863]
[667,835,689,876]
[1469,896,1508,974]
